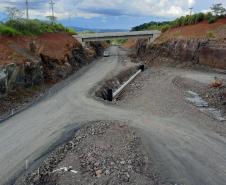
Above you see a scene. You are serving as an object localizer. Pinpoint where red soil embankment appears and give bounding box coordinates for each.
[158,18,226,43]
[0,33,81,65]
[122,39,138,49]
[133,18,226,70]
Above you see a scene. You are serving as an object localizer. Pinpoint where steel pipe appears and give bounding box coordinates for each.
[107,65,144,101]
[113,69,142,99]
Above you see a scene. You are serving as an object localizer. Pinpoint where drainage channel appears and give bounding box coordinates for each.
[106,65,144,101]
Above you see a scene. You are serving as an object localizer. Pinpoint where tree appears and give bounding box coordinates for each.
[210,3,226,16]
[46,15,57,23]
[5,7,23,20]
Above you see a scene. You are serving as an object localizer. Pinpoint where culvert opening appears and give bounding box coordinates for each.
[95,65,144,101]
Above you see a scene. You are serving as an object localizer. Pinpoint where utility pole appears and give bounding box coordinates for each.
[189,7,193,16]
[49,0,55,18]
[25,0,29,19]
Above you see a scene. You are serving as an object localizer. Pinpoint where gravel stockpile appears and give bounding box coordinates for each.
[17,121,165,185]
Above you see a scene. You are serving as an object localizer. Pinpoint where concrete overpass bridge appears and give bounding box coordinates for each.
[74,30,161,45]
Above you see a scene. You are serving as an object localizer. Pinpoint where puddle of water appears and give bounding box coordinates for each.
[200,108,226,122]
[185,91,208,107]
[186,90,199,96]
[185,90,225,122]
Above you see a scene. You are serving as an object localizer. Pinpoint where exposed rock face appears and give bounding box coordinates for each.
[24,60,43,86]
[199,42,226,69]
[40,42,104,83]
[136,39,226,69]
[89,41,105,56]
[0,34,105,96]
[166,39,200,61]
[0,60,43,97]
[0,67,7,97]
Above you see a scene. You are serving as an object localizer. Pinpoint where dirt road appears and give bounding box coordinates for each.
[0,47,226,185]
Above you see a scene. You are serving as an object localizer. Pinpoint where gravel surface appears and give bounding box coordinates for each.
[0,86,49,122]
[2,47,226,185]
[113,67,226,136]
[173,75,226,116]
[17,121,166,185]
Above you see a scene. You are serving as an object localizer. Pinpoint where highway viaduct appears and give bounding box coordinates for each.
[74,30,161,46]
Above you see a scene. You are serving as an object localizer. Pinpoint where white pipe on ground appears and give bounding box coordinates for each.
[113,69,142,99]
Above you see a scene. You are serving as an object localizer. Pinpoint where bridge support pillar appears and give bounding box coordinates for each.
[148,37,154,43]
[81,42,90,47]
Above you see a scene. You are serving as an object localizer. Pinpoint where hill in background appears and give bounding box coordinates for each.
[74,27,128,33]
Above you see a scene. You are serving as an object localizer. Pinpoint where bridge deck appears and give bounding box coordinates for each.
[74,30,161,42]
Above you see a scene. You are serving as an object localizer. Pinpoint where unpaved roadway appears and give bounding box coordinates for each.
[0,46,226,185]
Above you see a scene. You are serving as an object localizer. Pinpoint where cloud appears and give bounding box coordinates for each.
[0,0,200,20]
[188,0,196,6]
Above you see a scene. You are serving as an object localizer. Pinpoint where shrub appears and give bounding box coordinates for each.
[196,13,205,23]
[208,16,218,24]
[161,25,170,32]
[5,19,67,35]
[173,31,181,37]
[65,27,77,34]
[131,21,171,31]
[187,15,196,24]
[132,10,225,32]
[207,31,215,38]
[0,24,19,36]
[179,16,186,26]
[205,12,214,20]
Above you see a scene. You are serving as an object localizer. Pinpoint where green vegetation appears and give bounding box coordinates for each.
[131,3,226,33]
[64,27,77,35]
[172,13,206,27]
[207,31,215,38]
[0,24,19,36]
[211,3,226,16]
[0,19,76,36]
[79,30,95,35]
[173,31,181,37]
[131,21,171,32]
[161,25,171,33]
[208,16,218,24]
[111,39,127,45]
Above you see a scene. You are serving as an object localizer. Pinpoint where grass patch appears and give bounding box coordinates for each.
[173,31,181,37]
[0,24,20,36]
[161,25,170,32]
[207,31,216,38]
[0,19,77,36]
[65,27,77,35]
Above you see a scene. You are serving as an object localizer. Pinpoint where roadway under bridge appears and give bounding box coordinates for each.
[74,30,161,45]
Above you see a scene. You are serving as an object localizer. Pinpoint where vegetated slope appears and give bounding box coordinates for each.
[131,21,171,31]
[0,19,75,36]
[157,18,226,43]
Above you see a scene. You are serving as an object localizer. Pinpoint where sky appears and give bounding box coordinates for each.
[0,0,225,29]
